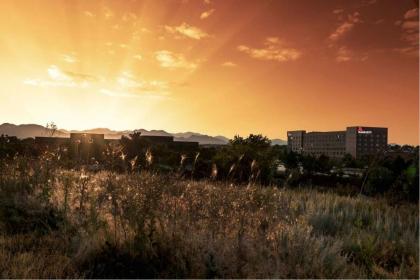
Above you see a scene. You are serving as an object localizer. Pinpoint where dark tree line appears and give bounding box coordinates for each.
[1,133,418,202]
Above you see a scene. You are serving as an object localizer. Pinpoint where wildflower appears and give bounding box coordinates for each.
[130,156,138,170]
[180,154,187,166]
[251,159,257,172]
[145,149,153,165]
[211,163,218,179]
[228,163,236,176]
[194,152,200,163]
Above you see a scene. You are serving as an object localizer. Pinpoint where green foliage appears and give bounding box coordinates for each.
[365,166,395,195]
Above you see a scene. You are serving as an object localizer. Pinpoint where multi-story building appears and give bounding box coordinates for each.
[287,130,305,153]
[303,131,346,158]
[287,126,388,159]
[345,127,388,158]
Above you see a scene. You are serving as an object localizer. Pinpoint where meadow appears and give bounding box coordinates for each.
[0,156,418,279]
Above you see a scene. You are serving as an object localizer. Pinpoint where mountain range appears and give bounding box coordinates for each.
[0,123,287,146]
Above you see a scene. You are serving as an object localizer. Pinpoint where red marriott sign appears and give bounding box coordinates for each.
[357,127,372,134]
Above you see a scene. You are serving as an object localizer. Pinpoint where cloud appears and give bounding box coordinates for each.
[200,9,215,19]
[133,54,143,61]
[396,9,419,56]
[329,12,361,42]
[24,65,98,88]
[23,67,170,99]
[237,37,301,62]
[165,23,209,40]
[23,65,95,88]
[402,32,419,45]
[335,46,352,62]
[361,0,377,6]
[83,11,95,17]
[404,8,419,19]
[401,21,419,30]
[122,12,137,22]
[155,50,198,70]
[61,53,77,63]
[101,72,170,99]
[393,46,418,57]
[221,61,237,67]
[103,6,114,19]
[335,46,368,62]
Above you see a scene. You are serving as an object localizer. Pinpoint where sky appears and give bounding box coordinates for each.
[0,0,418,144]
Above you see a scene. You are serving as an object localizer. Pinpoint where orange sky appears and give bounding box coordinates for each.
[0,0,418,144]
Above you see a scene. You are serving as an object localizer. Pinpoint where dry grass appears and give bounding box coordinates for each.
[0,161,418,278]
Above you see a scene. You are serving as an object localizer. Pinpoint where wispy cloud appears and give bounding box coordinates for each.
[133,54,143,61]
[401,20,419,30]
[83,11,95,17]
[329,12,361,42]
[61,53,77,64]
[165,23,209,40]
[200,9,215,19]
[23,65,95,88]
[404,8,419,20]
[395,8,419,56]
[24,66,170,100]
[103,6,114,19]
[335,46,368,63]
[101,72,170,99]
[336,46,352,62]
[155,50,198,70]
[237,37,301,62]
[122,12,137,22]
[221,61,237,67]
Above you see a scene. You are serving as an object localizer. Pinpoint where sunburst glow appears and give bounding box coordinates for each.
[0,0,418,144]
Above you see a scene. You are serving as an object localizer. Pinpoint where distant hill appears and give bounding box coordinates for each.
[0,123,287,146]
[0,123,67,138]
[0,123,231,145]
[271,138,288,146]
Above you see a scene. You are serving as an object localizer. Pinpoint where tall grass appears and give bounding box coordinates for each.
[0,159,418,278]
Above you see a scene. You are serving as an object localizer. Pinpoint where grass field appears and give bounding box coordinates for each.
[0,160,418,278]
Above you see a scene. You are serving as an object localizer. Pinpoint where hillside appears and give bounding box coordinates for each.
[0,123,287,146]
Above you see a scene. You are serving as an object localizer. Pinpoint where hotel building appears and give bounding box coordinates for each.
[287,126,388,159]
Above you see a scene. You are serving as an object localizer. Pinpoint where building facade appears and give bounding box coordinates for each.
[287,126,388,159]
[303,131,346,158]
[345,127,388,159]
[287,130,305,154]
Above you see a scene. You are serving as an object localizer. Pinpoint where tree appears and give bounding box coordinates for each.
[216,134,275,184]
[317,154,332,173]
[364,166,394,195]
[45,122,57,137]
[341,153,356,168]
[283,151,299,169]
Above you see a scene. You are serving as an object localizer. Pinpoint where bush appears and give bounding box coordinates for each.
[364,166,394,195]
